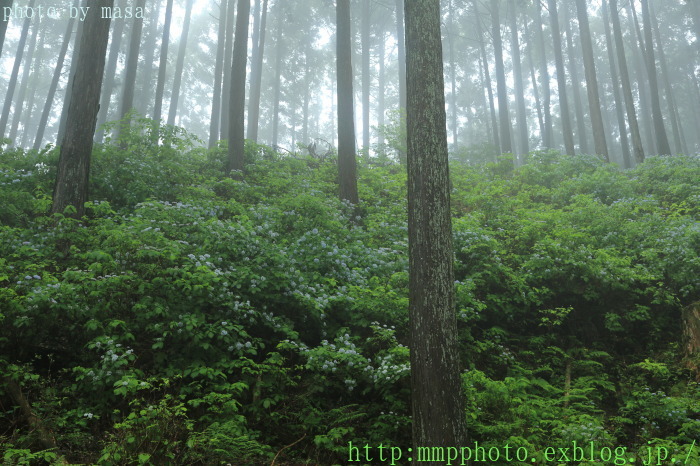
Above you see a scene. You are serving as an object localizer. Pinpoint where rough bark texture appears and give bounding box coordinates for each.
[336,0,359,204]
[683,301,700,381]
[546,0,575,156]
[226,0,250,174]
[609,0,644,164]
[490,0,512,154]
[51,0,113,218]
[575,0,609,161]
[34,7,75,150]
[404,0,468,458]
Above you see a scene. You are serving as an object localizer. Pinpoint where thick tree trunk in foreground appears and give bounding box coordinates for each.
[226,0,250,174]
[404,0,468,458]
[336,0,359,204]
[52,0,113,217]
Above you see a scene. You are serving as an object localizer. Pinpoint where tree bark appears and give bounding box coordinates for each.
[336,0,359,204]
[533,0,552,148]
[271,10,283,148]
[153,0,174,128]
[546,0,575,155]
[361,0,371,152]
[0,0,12,57]
[226,0,250,174]
[474,0,500,154]
[52,0,114,218]
[95,0,126,143]
[563,5,589,155]
[8,16,40,145]
[404,0,468,457]
[116,0,147,139]
[575,0,609,161]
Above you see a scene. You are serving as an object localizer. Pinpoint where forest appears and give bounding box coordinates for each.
[0,0,699,464]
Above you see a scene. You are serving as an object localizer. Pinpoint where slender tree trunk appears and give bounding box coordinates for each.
[220,0,236,139]
[153,0,173,129]
[490,0,512,154]
[509,0,528,157]
[575,0,608,161]
[226,0,250,174]
[271,14,283,148]
[627,0,655,154]
[640,0,671,155]
[377,31,385,148]
[523,19,544,148]
[563,5,589,154]
[395,0,406,113]
[0,0,35,140]
[136,0,161,113]
[447,0,458,150]
[302,52,310,144]
[404,0,468,456]
[8,16,40,145]
[34,6,76,150]
[95,0,126,143]
[609,0,644,164]
[116,0,147,139]
[52,0,114,218]
[167,0,194,127]
[601,0,631,168]
[474,0,499,153]
[209,0,228,148]
[336,0,359,204]
[361,0,371,152]
[546,0,575,155]
[649,0,686,155]
[534,0,552,148]
[20,30,45,148]
[57,0,86,144]
[247,0,268,142]
[478,53,495,153]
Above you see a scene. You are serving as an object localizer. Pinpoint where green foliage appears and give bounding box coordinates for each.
[1,132,699,463]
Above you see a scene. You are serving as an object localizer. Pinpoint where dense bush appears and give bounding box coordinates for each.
[1,126,699,464]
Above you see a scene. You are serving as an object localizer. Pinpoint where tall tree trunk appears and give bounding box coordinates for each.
[302,51,310,144]
[95,0,126,143]
[361,0,370,152]
[404,0,468,455]
[474,0,499,153]
[533,0,552,148]
[116,0,147,139]
[153,0,173,129]
[20,28,46,148]
[0,0,35,140]
[52,0,114,218]
[209,0,228,148]
[649,0,687,155]
[627,0,655,154]
[640,0,671,155]
[271,13,283,148]
[395,0,406,160]
[563,5,589,154]
[57,0,86,144]
[601,0,631,168]
[609,0,644,164]
[523,19,544,148]
[490,0,512,154]
[575,0,608,161]
[377,31,385,148]
[226,0,250,174]
[546,0,575,155]
[336,0,359,204]
[136,0,161,113]
[509,0,528,158]
[447,0,458,150]
[34,6,76,150]
[167,0,194,127]
[247,0,268,142]
[220,0,236,140]
[8,16,40,145]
